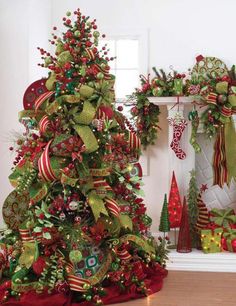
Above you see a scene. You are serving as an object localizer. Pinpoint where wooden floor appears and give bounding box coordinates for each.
[112,271,236,306]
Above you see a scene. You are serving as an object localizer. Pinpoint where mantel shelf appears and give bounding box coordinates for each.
[167,249,236,273]
[148,96,194,105]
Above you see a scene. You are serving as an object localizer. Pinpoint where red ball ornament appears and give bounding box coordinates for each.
[98,105,114,120]
[32,256,47,276]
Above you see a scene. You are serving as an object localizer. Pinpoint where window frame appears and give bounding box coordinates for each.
[99,28,149,101]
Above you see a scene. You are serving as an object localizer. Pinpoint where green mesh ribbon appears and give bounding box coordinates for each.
[73,100,98,153]
[88,191,108,221]
[225,119,236,184]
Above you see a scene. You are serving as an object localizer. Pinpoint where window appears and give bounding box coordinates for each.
[99,30,148,101]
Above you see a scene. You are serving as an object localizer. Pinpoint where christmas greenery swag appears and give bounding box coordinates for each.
[0,9,168,305]
[130,68,186,149]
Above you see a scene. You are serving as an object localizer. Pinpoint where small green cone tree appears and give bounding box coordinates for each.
[187,170,199,248]
[159,194,170,234]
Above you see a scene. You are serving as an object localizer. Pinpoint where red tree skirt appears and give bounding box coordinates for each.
[0,266,167,306]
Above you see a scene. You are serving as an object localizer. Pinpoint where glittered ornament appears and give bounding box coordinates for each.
[69,250,83,264]
[23,79,48,109]
[68,201,78,211]
[59,212,66,220]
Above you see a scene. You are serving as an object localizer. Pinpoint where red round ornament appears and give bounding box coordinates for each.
[32,256,47,275]
[23,79,47,110]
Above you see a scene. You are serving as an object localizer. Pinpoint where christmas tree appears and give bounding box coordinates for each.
[177,197,192,253]
[187,170,199,248]
[159,194,170,234]
[168,171,182,228]
[0,9,167,305]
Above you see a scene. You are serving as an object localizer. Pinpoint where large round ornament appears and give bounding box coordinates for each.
[23,79,47,110]
[129,163,142,178]
[2,191,29,229]
[191,56,228,81]
[74,245,105,279]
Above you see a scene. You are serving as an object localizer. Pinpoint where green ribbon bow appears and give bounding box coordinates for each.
[223,229,236,252]
[210,208,236,227]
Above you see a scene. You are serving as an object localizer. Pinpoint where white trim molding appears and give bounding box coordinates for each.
[167,249,236,273]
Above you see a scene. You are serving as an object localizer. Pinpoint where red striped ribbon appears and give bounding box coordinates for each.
[213,128,228,187]
[35,91,55,111]
[116,249,132,260]
[39,115,51,134]
[221,105,232,117]
[66,263,91,292]
[206,93,217,105]
[38,140,57,182]
[104,198,120,217]
[93,178,112,191]
[85,48,95,60]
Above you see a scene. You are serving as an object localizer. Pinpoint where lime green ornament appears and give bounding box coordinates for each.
[93,31,100,38]
[69,250,82,263]
[97,72,104,80]
[66,11,71,16]
[74,31,80,37]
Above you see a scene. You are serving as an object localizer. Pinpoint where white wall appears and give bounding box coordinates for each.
[1,0,236,231]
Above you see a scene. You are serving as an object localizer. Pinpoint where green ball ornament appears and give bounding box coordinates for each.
[93,31,100,38]
[96,72,104,80]
[69,250,83,263]
[86,295,92,301]
[74,31,80,37]
[66,11,71,16]
[83,283,91,290]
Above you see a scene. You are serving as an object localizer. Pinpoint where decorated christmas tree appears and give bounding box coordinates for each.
[159,194,170,234]
[187,170,199,248]
[0,9,167,305]
[177,197,192,253]
[168,171,182,228]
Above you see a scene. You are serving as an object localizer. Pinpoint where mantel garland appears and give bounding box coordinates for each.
[130,69,186,149]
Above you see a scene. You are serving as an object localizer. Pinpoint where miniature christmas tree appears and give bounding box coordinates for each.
[159,194,170,234]
[195,193,210,231]
[168,171,182,228]
[187,170,199,248]
[0,9,167,305]
[177,197,192,253]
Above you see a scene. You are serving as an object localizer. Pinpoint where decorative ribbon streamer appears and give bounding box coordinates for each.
[213,127,228,187]
[85,48,96,60]
[35,91,55,111]
[93,178,112,192]
[90,168,111,177]
[39,115,51,134]
[116,249,132,261]
[224,119,236,184]
[104,197,120,217]
[38,140,58,182]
